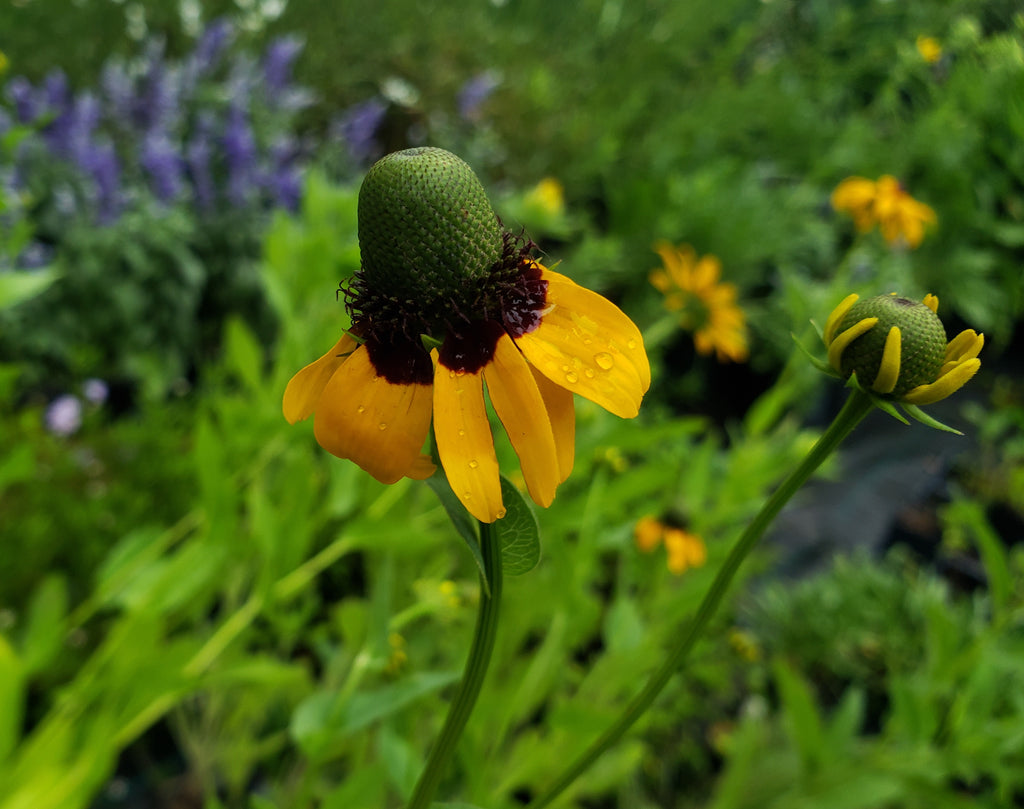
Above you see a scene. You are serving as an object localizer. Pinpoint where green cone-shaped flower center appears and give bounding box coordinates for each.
[837,295,946,396]
[357,147,504,309]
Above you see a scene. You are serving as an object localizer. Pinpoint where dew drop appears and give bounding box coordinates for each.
[468,459,479,469]
[496,508,507,519]
[463,491,473,500]
[449,370,457,378]
[594,352,614,370]
[627,339,637,350]
[561,364,571,372]
[356,405,366,414]
[458,429,466,437]
[584,368,595,378]
[378,422,388,431]
[565,371,579,384]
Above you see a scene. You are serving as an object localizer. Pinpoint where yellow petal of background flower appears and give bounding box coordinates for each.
[516,269,650,418]
[282,333,358,423]
[531,366,575,483]
[312,345,434,484]
[902,358,981,405]
[485,334,560,508]
[433,355,505,523]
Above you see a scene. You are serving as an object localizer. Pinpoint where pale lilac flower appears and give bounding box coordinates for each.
[6,76,39,123]
[45,394,83,436]
[186,112,216,210]
[263,36,302,98]
[193,19,233,76]
[223,103,257,205]
[83,378,109,404]
[141,130,184,202]
[336,98,386,163]
[457,72,499,121]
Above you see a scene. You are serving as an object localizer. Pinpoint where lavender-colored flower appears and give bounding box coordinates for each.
[64,93,102,169]
[262,35,303,100]
[43,70,71,112]
[223,102,257,206]
[100,61,136,125]
[134,44,180,133]
[0,107,10,136]
[457,71,500,121]
[82,378,109,404]
[18,242,56,269]
[186,112,216,210]
[193,19,233,76]
[6,76,39,123]
[141,130,184,203]
[81,140,122,223]
[45,394,82,436]
[335,98,387,163]
[264,136,303,211]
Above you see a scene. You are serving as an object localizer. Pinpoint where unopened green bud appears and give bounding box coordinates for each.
[357,147,504,305]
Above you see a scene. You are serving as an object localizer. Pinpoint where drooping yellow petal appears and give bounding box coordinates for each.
[484,334,561,508]
[282,333,359,424]
[432,353,505,523]
[823,294,860,346]
[923,293,939,314]
[872,326,902,394]
[312,345,434,483]
[516,269,650,418]
[531,366,575,483]
[902,358,981,405]
[827,317,878,373]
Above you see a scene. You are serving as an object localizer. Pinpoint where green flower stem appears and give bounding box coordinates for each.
[527,388,875,809]
[407,519,504,809]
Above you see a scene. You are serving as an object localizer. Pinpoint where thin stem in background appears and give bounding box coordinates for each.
[526,389,875,809]
[406,520,504,809]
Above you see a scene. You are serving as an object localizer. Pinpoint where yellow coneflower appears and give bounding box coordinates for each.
[831,175,937,249]
[634,516,707,575]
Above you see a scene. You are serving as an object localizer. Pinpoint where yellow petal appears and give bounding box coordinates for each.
[283,333,359,424]
[902,358,981,405]
[531,365,576,484]
[484,334,561,508]
[634,516,664,552]
[827,317,878,373]
[945,329,984,363]
[923,294,939,314]
[823,294,860,346]
[516,269,650,418]
[312,345,435,483]
[433,352,505,523]
[872,326,902,394]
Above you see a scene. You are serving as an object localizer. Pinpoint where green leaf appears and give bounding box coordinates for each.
[425,472,486,593]
[773,659,824,772]
[900,403,964,435]
[0,268,59,309]
[494,476,540,576]
[19,574,68,676]
[0,634,24,764]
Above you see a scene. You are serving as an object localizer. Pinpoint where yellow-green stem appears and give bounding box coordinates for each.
[407,520,503,809]
[527,389,874,808]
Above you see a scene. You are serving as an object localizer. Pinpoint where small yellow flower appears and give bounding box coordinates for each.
[634,517,707,575]
[650,242,749,363]
[385,632,408,674]
[284,149,650,523]
[727,628,762,662]
[523,177,565,217]
[916,35,942,64]
[831,175,936,248]
[822,293,982,426]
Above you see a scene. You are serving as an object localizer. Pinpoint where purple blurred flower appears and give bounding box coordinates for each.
[457,71,499,121]
[263,36,302,98]
[194,19,233,76]
[81,140,123,223]
[336,98,386,163]
[186,112,217,210]
[223,102,257,205]
[82,378,109,404]
[43,70,71,112]
[6,76,39,123]
[0,107,10,136]
[141,130,184,202]
[18,242,56,269]
[134,45,180,132]
[100,61,135,124]
[45,394,82,436]
[264,136,303,211]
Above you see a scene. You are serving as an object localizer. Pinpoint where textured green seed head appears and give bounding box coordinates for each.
[837,294,946,396]
[357,147,503,305]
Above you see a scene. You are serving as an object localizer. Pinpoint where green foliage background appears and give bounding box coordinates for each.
[2,1,1024,808]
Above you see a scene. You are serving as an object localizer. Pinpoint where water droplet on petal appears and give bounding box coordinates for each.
[449,370,457,378]
[458,429,466,437]
[468,459,479,469]
[627,339,637,350]
[496,508,507,519]
[378,422,388,431]
[356,405,365,414]
[584,368,595,378]
[565,371,579,384]
[594,352,614,370]
[561,364,571,372]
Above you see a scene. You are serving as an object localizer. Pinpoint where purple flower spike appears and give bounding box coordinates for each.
[457,71,500,121]
[7,76,39,123]
[45,394,83,436]
[186,112,217,210]
[83,140,123,223]
[263,35,303,97]
[141,130,184,203]
[194,19,234,75]
[336,98,387,163]
[224,103,257,205]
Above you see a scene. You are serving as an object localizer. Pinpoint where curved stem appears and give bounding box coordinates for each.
[527,389,874,808]
[407,520,504,809]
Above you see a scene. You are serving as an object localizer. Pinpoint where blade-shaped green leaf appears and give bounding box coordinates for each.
[495,476,540,576]
[425,472,487,594]
[0,268,59,309]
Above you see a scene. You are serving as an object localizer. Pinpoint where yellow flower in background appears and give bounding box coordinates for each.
[650,242,749,363]
[831,175,937,248]
[284,148,650,524]
[916,35,942,64]
[824,292,982,405]
[0,50,8,76]
[634,516,707,575]
[523,177,565,217]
